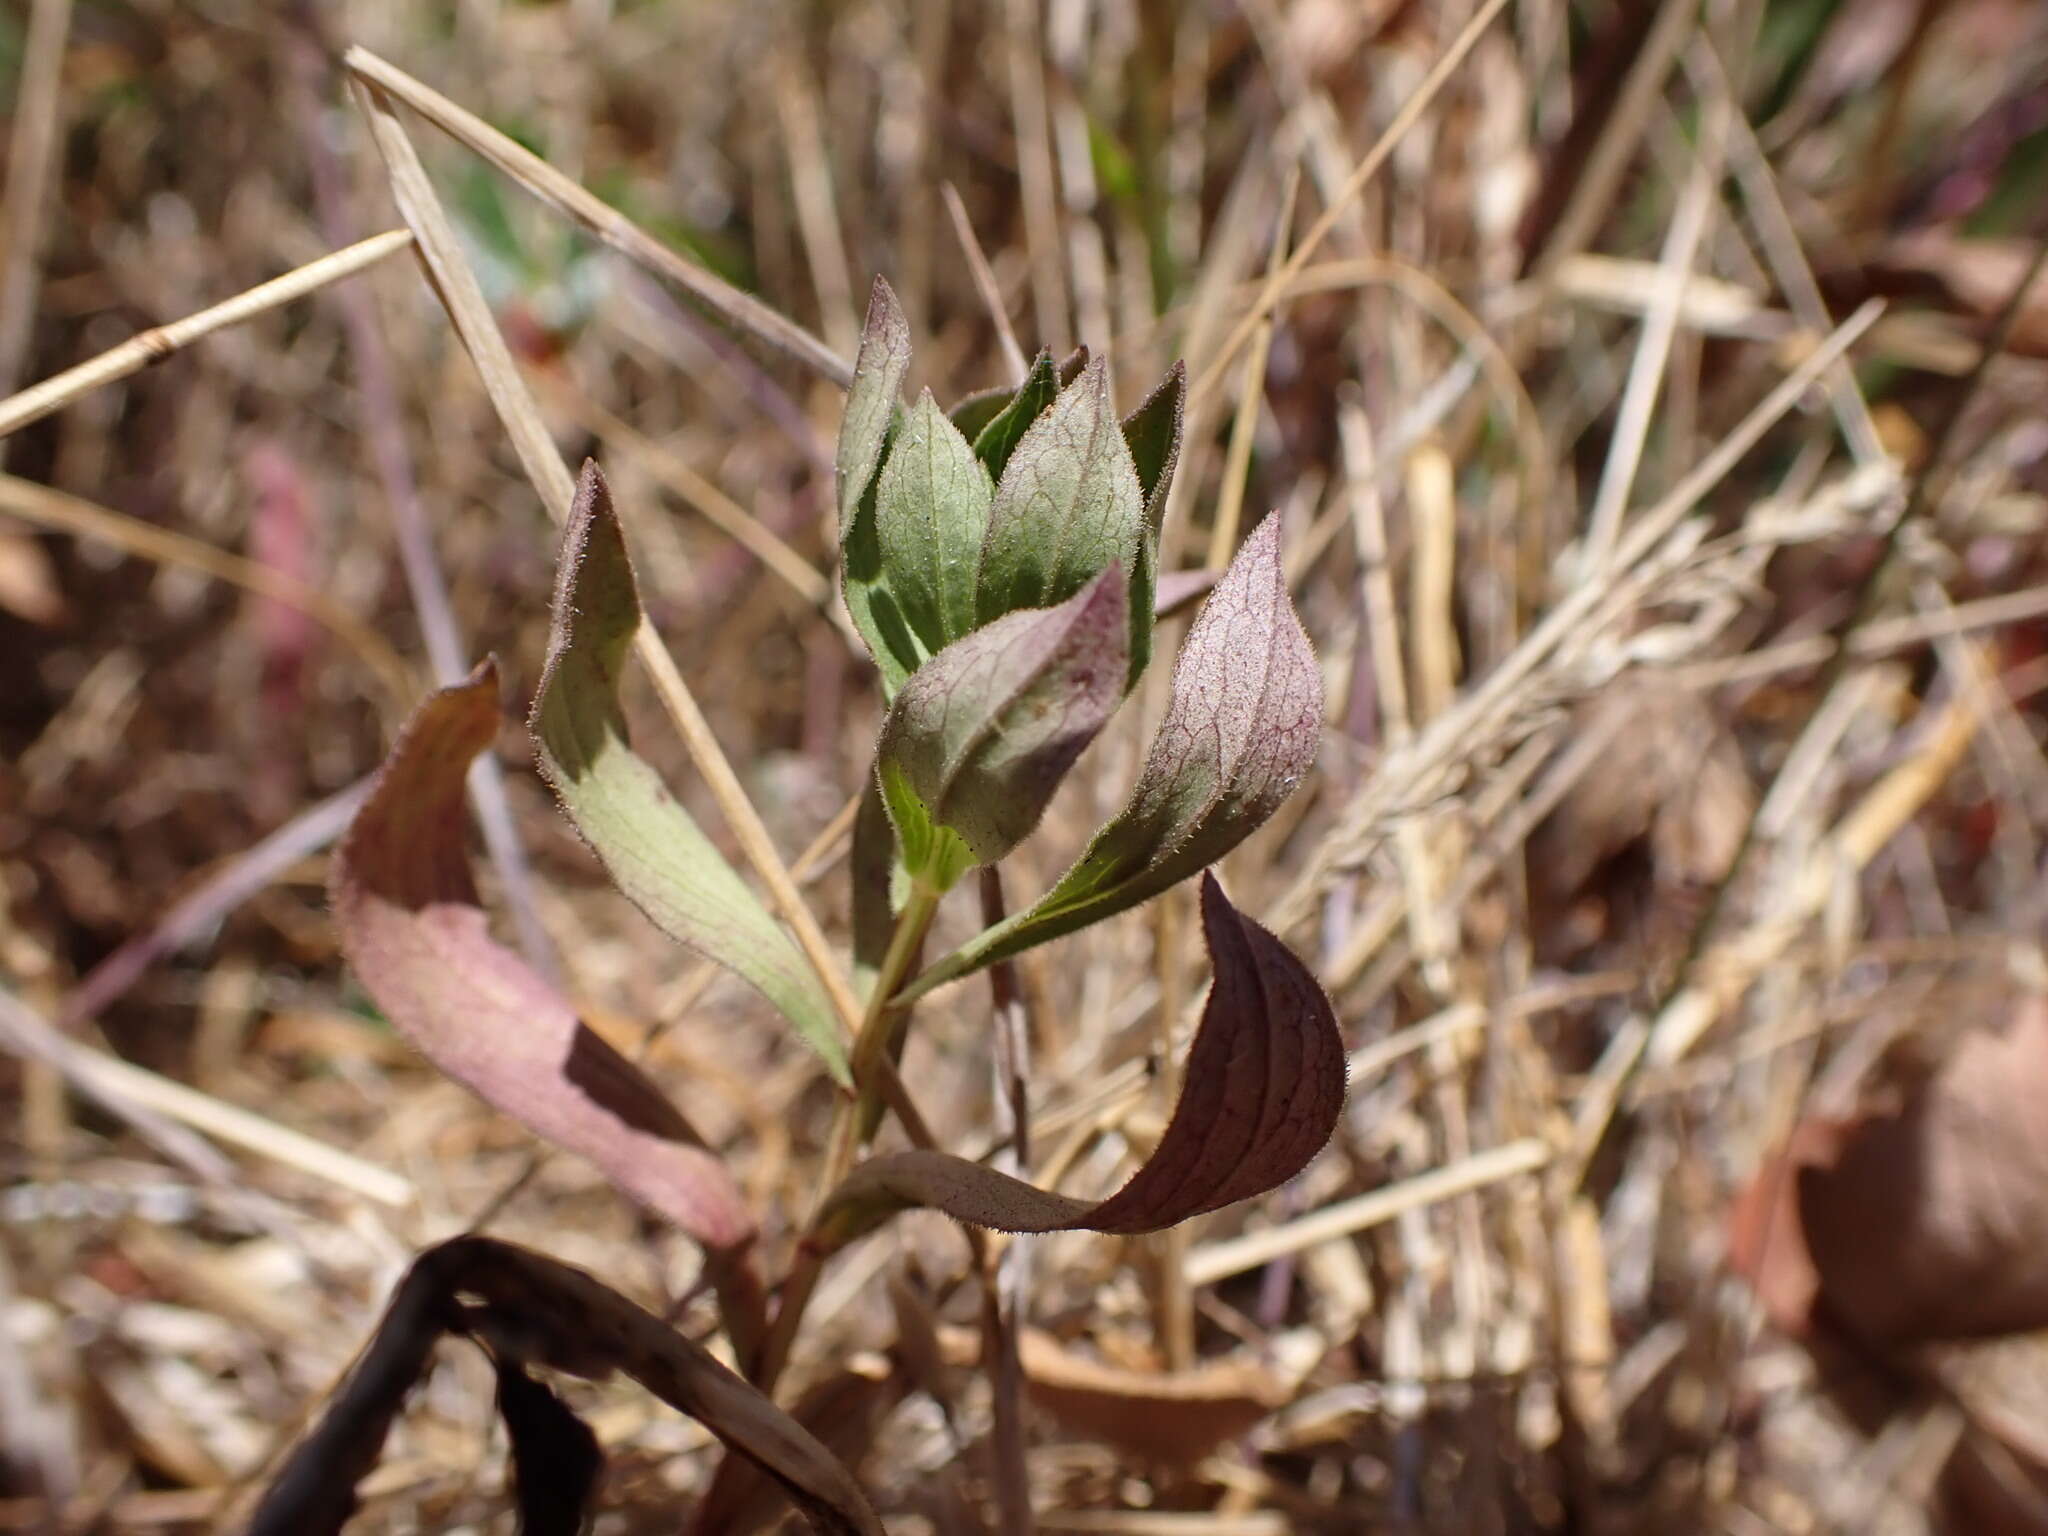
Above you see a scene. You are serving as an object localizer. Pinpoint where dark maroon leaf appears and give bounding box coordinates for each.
[819,875,1343,1242]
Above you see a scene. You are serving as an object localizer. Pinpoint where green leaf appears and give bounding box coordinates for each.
[874,389,992,655]
[910,512,1319,991]
[976,357,1146,625]
[837,277,918,695]
[966,350,1059,481]
[879,567,1129,883]
[1123,360,1187,537]
[532,463,850,1084]
[947,382,1015,443]
[816,873,1343,1246]
[1121,361,1187,685]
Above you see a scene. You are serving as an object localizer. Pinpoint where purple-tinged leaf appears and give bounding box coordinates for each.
[879,567,1128,885]
[837,278,920,694]
[913,512,1319,989]
[532,464,848,1084]
[331,661,756,1249]
[819,874,1343,1243]
[976,357,1145,625]
[874,389,992,653]
[834,276,911,533]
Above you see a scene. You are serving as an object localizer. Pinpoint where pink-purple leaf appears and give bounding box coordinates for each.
[330,661,755,1251]
[819,874,1343,1244]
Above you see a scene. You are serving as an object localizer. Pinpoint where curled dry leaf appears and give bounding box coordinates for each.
[879,566,1128,882]
[820,874,1342,1245]
[494,1359,604,1536]
[1529,673,1754,905]
[249,1238,883,1536]
[930,1322,1286,1466]
[916,511,1320,989]
[976,356,1145,625]
[532,462,848,1084]
[331,660,756,1250]
[1015,1329,1287,1465]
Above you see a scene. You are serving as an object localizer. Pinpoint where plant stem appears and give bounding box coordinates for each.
[849,878,944,1147]
[749,880,943,1392]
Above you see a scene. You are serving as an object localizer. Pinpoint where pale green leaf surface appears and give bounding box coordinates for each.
[532,464,849,1083]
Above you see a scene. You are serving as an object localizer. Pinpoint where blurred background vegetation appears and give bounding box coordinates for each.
[7,0,2048,1530]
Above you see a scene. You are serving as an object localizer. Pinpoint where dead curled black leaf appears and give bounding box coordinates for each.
[495,1358,603,1536]
[246,1237,884,1536]
[816,874,1344,1246]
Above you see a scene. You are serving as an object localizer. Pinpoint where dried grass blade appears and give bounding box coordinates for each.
[341,47,850,387]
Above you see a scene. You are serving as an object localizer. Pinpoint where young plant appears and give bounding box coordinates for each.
[279,276,1343,1532]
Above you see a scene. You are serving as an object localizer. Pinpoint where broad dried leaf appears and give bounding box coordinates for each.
[1731,1004,2048,1533]
[252,1238,883,1536]
[837,278,918,694]
[919,512,1319,987]
[879,566,1128,881]
[1120,362,1186,685]
[1016,1329,1285,1465]
[533,464,848,1084]
[873,389,992,654]
[1799,1004,2048,1345]
[821,875,1342,1243]
[976,357,1145,624]
[922,1321,1287,1465]
[966,349,1060,481]
[331,661,755,1248]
